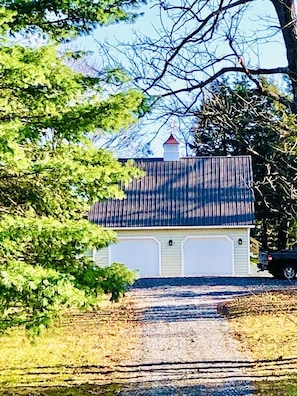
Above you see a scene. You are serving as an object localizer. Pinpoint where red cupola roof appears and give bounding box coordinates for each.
[163,134,180,145]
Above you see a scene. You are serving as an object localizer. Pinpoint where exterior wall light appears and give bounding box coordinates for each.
[168,239,173,246]
[238,238,243,245]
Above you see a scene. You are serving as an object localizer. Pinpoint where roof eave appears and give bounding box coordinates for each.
[102,224,255,230]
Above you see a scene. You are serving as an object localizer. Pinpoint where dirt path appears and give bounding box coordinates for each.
[114,277,297,395]
[116,279,259,395]
[1,277,293,396]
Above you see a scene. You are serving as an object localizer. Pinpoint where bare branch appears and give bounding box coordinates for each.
[157,65,293,110]
[150,0,254,88]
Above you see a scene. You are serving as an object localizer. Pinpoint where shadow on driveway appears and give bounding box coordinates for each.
[132,276,297,290]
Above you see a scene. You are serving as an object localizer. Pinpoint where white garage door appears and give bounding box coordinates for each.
[110,238,160,277]
[183,236,234,276]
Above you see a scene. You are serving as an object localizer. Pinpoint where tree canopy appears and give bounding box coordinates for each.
[0,1,147,333]
[192,78,297,249]
[3,0,143,39]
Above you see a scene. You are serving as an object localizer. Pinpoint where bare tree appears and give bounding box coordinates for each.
[103,0,297,119]
[91,123,154,157]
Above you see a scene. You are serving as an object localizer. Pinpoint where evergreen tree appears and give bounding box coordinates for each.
[0,2,147,333]
[192,78,297,250]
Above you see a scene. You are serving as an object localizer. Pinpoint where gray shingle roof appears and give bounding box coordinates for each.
[89,156,254,228]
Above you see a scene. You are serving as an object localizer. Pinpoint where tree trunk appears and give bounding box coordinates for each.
[271,0,297,113]
[262,218,268,251]
[277,217,288,249]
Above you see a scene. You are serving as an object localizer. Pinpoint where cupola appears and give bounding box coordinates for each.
[163,134,180,161]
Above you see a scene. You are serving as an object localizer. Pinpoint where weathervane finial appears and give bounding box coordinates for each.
[170,120,177,133]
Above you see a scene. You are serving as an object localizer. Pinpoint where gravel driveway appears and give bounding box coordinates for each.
[117,277,295,396]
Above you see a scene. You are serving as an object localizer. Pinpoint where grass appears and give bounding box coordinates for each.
[2,284,297,395]
[0,296,139,390]
[221,289,297,361]
[254,380,297,396]
[220,288,297,394]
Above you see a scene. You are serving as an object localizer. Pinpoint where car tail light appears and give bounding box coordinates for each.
[267,254,273,262]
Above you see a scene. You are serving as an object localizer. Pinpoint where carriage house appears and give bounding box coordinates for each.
[88,135,255,277]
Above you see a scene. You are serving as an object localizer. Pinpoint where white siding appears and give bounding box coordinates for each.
[94,227,251,276]
[93,246,108,267]
[84,248,93,258]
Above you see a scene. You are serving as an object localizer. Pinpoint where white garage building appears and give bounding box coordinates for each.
[89,135,255,277]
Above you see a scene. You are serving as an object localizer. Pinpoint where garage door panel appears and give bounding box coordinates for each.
[183,237,234,276]
[110,238,160,277]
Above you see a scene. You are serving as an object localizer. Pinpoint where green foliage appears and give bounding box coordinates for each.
[0,43,146,151]
[98,263,138,302]
[255,378,297,396]
[1,1,144,40]
[193,77,297,249]
[0,0,147,333]
[194,79,292,248]
[0,216,138,333]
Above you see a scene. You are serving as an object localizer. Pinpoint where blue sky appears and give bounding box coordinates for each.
[94,0,287,68]
[79,0,289,157]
